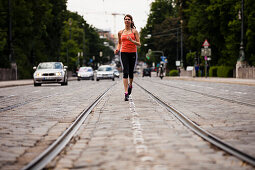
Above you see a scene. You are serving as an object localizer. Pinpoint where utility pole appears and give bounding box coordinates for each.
[176,29,179,62]
[239,0,245,61]
[180,20,183,68]
[8,0,17,80]
[8,0,13,63]
[82,23,86,65]
[67,18,72,67]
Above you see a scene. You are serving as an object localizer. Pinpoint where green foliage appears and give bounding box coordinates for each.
[141,0,255,69]
[209,66,218,77]
[139,0,177,68]
[169,69,179,76]
[217,66,234,77]
[186,51,196,66]
[0,0,113,78]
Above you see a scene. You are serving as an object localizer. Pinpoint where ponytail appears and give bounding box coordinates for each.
[131,21,136,29]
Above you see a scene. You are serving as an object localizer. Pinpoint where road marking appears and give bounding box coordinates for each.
[234,91,247,95]
[129,95,154,166]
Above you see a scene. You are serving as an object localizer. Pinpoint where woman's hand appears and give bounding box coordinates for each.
[127,36,133,42]
[114,49,119,54]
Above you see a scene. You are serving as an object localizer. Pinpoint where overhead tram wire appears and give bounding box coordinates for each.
[150,27,181,36]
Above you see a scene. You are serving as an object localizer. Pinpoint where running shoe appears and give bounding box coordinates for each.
[128,84,132,95]
[124,93,129,101]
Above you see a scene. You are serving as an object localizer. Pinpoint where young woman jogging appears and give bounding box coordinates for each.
[115,14,141,101]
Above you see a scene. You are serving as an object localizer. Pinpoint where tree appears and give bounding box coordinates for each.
[139,0,177,69]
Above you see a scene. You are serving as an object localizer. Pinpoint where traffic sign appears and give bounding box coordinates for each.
[176,60,180,66]
[202,39,210,48]
[201,48,211,56]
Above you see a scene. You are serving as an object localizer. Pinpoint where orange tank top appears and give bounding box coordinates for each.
[121,31,137,53]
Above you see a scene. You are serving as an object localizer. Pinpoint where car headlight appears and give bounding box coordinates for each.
[35,73,42,77]
[78,73,80,77]
[56,72,62,76]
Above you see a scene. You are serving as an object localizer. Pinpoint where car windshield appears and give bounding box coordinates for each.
[38,62,63,69]
[79,67,92,72]
[98,67,112,71]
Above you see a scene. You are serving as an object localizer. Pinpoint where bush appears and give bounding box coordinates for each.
[217,66,233,77]
[169,70,179,76]
[209,66,218,77]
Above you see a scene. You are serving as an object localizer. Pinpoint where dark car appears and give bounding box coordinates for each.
[143,68,151,77]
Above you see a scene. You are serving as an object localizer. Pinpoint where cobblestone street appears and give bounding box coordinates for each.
[0,76,254,169]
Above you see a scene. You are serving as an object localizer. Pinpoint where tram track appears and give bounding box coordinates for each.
[135,81,255,167]
[22,82,116,170]
[143,79,255,107]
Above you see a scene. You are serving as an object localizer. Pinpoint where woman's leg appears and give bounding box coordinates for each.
[123,78,128,93]
[120,52,129,94]
[128,52,137,94]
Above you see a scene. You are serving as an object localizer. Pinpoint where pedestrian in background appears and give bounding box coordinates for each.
[200,63,204,77]
[195,64,199,77]
[115,14,141,101]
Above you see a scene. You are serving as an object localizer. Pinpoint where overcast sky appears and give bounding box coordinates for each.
[67,0,154,35]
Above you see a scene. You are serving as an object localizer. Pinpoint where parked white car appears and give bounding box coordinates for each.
[77,67,94,81]
[33,62,68,86]
[96,65,115,81]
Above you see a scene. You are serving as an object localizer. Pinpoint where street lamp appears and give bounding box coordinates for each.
[8,0,13,63]
[180,20,183,68]
[67,18,72,66]
[82,22,86,65]
[239,0,245,61]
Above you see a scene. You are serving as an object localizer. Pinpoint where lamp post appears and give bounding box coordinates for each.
[239,0,245,61]
[82,23,86,65]
[180,20,183,68]
[176,29,179,63]
[67,18,72,66]
[8,0,13,63]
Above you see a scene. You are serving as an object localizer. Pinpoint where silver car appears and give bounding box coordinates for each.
[33,62,68,86]
[96,65,115,81]
[77,67,94,81]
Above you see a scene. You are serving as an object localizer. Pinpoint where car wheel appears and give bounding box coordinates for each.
[61,78,68,86]
[112,78,115,81]
[96,78,99,81]
[78,78,80,81]
[34,82,41,86]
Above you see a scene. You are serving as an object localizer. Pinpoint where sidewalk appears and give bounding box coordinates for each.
[0,76,255,88]
[0,77,77,88]
[165,76,255,86]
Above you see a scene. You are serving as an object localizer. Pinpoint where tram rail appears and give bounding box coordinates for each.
[144,79,255,107]
[22,83,116,170]
[135,81,255,167]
